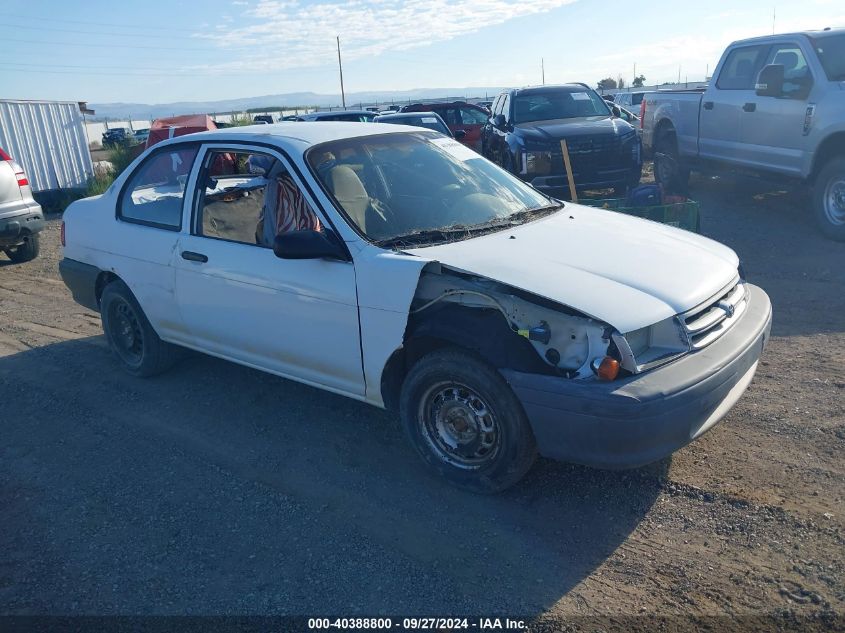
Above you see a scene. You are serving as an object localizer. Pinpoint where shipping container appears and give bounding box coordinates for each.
[0,99,94,194]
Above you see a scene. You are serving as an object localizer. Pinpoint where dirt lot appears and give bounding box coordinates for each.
[1,171,844,630]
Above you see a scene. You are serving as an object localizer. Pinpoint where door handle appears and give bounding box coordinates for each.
[743,102,757,112]
[703,101,714,110]
[181,251,208,263]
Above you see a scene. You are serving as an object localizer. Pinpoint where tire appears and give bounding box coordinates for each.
[399,348,537,493]
[813,156,845,241]
[100,280,178,377]
[6,233,40,263]
[654,130,690,193]
[502,152,515,174]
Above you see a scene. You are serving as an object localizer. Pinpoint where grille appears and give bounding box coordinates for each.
[552,135,626,172]
[682,280,748,349]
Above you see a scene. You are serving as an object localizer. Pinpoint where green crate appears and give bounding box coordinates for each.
[578,198,701,233]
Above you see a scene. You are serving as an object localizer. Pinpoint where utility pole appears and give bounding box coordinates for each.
[337,36,346,109]
[633,62,636,85]
[772,7,776,34]
[541,58,545,85]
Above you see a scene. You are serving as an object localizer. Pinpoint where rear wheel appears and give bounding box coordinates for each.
[100,280,178,377]
[654,130,689,193]
[813,157,845,241]
[399,348,537,493]
[6,233,40,263]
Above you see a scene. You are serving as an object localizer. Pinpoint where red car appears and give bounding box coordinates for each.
[400,101,489,151]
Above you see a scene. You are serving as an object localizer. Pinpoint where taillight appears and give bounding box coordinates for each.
[61,221,66,247]
[8,159,28,187]
[639,99,646,129]
[0,147,11,161]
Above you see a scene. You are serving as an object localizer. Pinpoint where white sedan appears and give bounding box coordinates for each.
[60,122,772,492]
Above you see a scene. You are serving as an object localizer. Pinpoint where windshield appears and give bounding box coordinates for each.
[512,89,610,124]
[307,132,555,246]
[810,33,845,81]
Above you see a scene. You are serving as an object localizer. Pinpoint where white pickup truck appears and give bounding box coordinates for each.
[641,28,845,240]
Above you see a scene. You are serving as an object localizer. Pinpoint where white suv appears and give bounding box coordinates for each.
[0,146,43,263]
[59,122,772,492]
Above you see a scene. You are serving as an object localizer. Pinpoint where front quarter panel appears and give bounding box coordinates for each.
[352,245,430,406]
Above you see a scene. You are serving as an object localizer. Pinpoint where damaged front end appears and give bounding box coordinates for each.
[407,264,621,381]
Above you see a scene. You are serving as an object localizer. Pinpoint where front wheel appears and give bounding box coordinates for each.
[399,348,537,493]
[813,157,845,241]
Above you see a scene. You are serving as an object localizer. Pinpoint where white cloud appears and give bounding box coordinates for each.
[193,0,576,72]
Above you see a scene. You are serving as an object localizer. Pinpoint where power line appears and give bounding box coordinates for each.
[0,21,204,40]
[3,11,201,33]
[2,35,252,52]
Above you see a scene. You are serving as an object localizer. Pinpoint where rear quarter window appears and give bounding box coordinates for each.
[118,145,199,230]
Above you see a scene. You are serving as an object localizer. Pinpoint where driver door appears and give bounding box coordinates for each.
[173,143,364,396]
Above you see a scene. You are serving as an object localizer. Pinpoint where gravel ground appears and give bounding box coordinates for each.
[0,169,843,631]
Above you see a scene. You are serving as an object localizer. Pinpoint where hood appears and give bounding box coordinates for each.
[514,116,633,144]
[406,205,739,333]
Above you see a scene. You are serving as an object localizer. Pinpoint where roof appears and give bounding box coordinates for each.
[299,110,374,119]
[150,121,418,149]
[512,83,590,95]
[728,27,844,46]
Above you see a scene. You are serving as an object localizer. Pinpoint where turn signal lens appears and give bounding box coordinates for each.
[595,356,620,381]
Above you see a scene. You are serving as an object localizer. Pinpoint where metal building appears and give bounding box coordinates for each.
[0,99,94,193]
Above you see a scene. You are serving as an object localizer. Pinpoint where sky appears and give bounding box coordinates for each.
[2,0,842,104]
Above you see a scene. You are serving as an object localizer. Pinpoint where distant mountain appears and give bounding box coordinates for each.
[90,87,505,120]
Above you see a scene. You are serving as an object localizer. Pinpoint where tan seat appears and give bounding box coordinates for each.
[327,165,369,232]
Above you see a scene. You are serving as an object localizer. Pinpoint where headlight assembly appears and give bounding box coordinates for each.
[521,151,553,176]
[613,317,690,373]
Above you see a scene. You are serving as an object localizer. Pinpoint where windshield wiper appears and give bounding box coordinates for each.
[376,203,564,249]
[376,226,476,249]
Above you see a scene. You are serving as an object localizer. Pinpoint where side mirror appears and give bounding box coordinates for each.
[453,129,467,140]
[273,229,348,261]
[611,105,621,118]
[756,64,784,97]
[493,114,506,128]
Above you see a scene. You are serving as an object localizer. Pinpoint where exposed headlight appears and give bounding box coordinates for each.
[613,317,690,373]
[521,151,553,176]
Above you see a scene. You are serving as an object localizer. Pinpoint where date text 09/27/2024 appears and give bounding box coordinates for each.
[307,617,527,630]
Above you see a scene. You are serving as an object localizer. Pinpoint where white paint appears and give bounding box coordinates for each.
[407,204,739,334]
[63,123,743,410]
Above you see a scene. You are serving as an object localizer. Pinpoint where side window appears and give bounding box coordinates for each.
[195,149,322,248]
[119,145,199,229]
[441,108,461,126]
[502,95,511,122]
[460,107,488,124]
[716,45,767,90]
[765,44,813,98]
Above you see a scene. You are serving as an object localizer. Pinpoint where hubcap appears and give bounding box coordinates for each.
[419,383,500,469]
[823,177,845,226]
[109,299,144,366]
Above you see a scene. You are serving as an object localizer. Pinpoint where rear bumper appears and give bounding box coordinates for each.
[501,284,772,469]
[0,206,45,246]
[59,258,100,312]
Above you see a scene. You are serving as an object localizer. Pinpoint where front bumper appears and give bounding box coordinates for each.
[501,284,772,469]
[0,207,45,246]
